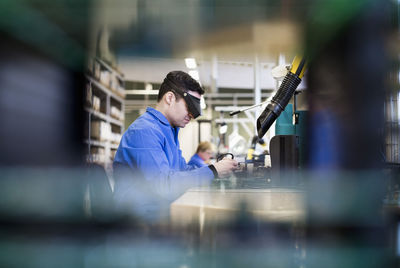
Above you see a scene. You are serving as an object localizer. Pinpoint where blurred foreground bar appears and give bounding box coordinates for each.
[305,0,392,267]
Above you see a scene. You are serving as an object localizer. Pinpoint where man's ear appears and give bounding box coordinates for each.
[164,91,175,105]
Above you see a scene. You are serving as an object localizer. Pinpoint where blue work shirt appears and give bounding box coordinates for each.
[113,107,214,201]
[188,153,207,168]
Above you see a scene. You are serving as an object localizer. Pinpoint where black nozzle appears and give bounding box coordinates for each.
[229,110,241,116]
[257,107,278,138]
[256,72,302,138]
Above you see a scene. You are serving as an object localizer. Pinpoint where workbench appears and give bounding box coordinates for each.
[170,187,305,226]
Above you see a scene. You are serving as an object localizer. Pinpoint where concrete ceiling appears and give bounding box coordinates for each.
[90,0,309,82]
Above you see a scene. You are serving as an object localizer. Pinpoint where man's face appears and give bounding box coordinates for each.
[170,90,201,128]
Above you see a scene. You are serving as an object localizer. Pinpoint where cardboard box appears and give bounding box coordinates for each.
[91,120,111,141]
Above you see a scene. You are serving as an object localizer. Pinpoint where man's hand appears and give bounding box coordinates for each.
[213,158,238,177]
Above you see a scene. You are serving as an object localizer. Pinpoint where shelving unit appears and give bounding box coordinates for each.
[84,58,125,169]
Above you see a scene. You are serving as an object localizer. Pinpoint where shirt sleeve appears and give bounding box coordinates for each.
[115,127,214,201]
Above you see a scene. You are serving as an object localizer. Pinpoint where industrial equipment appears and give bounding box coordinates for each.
[224,56,307,186]
[256,56,307,139]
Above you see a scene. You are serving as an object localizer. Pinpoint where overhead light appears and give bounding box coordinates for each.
[185,58,197,69]
[189,70,199,81]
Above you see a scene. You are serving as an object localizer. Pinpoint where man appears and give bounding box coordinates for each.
[113,71,238,203]
[188,141,213,168]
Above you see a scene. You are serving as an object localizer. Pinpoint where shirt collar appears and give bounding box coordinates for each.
[146,107,171,126]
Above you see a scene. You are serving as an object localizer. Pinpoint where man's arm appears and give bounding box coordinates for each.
[114,127,215,200]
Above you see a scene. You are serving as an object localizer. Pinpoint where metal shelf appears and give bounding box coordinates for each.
[109,117,124,127]
[85,139,107,147]
[86,75,124,103]
[84,140,120,150]
[95,58,124,81]
[86,154,106,165]
[85,107,124,127]
[110,143,119,150]
[85,107,107,121]
[85,58,125,168]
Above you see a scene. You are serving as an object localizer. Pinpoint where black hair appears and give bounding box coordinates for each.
[157,70,204,102]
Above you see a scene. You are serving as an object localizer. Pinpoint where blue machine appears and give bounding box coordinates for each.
[274,103,307,169]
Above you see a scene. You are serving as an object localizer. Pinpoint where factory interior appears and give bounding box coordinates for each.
[1,0,400,267]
